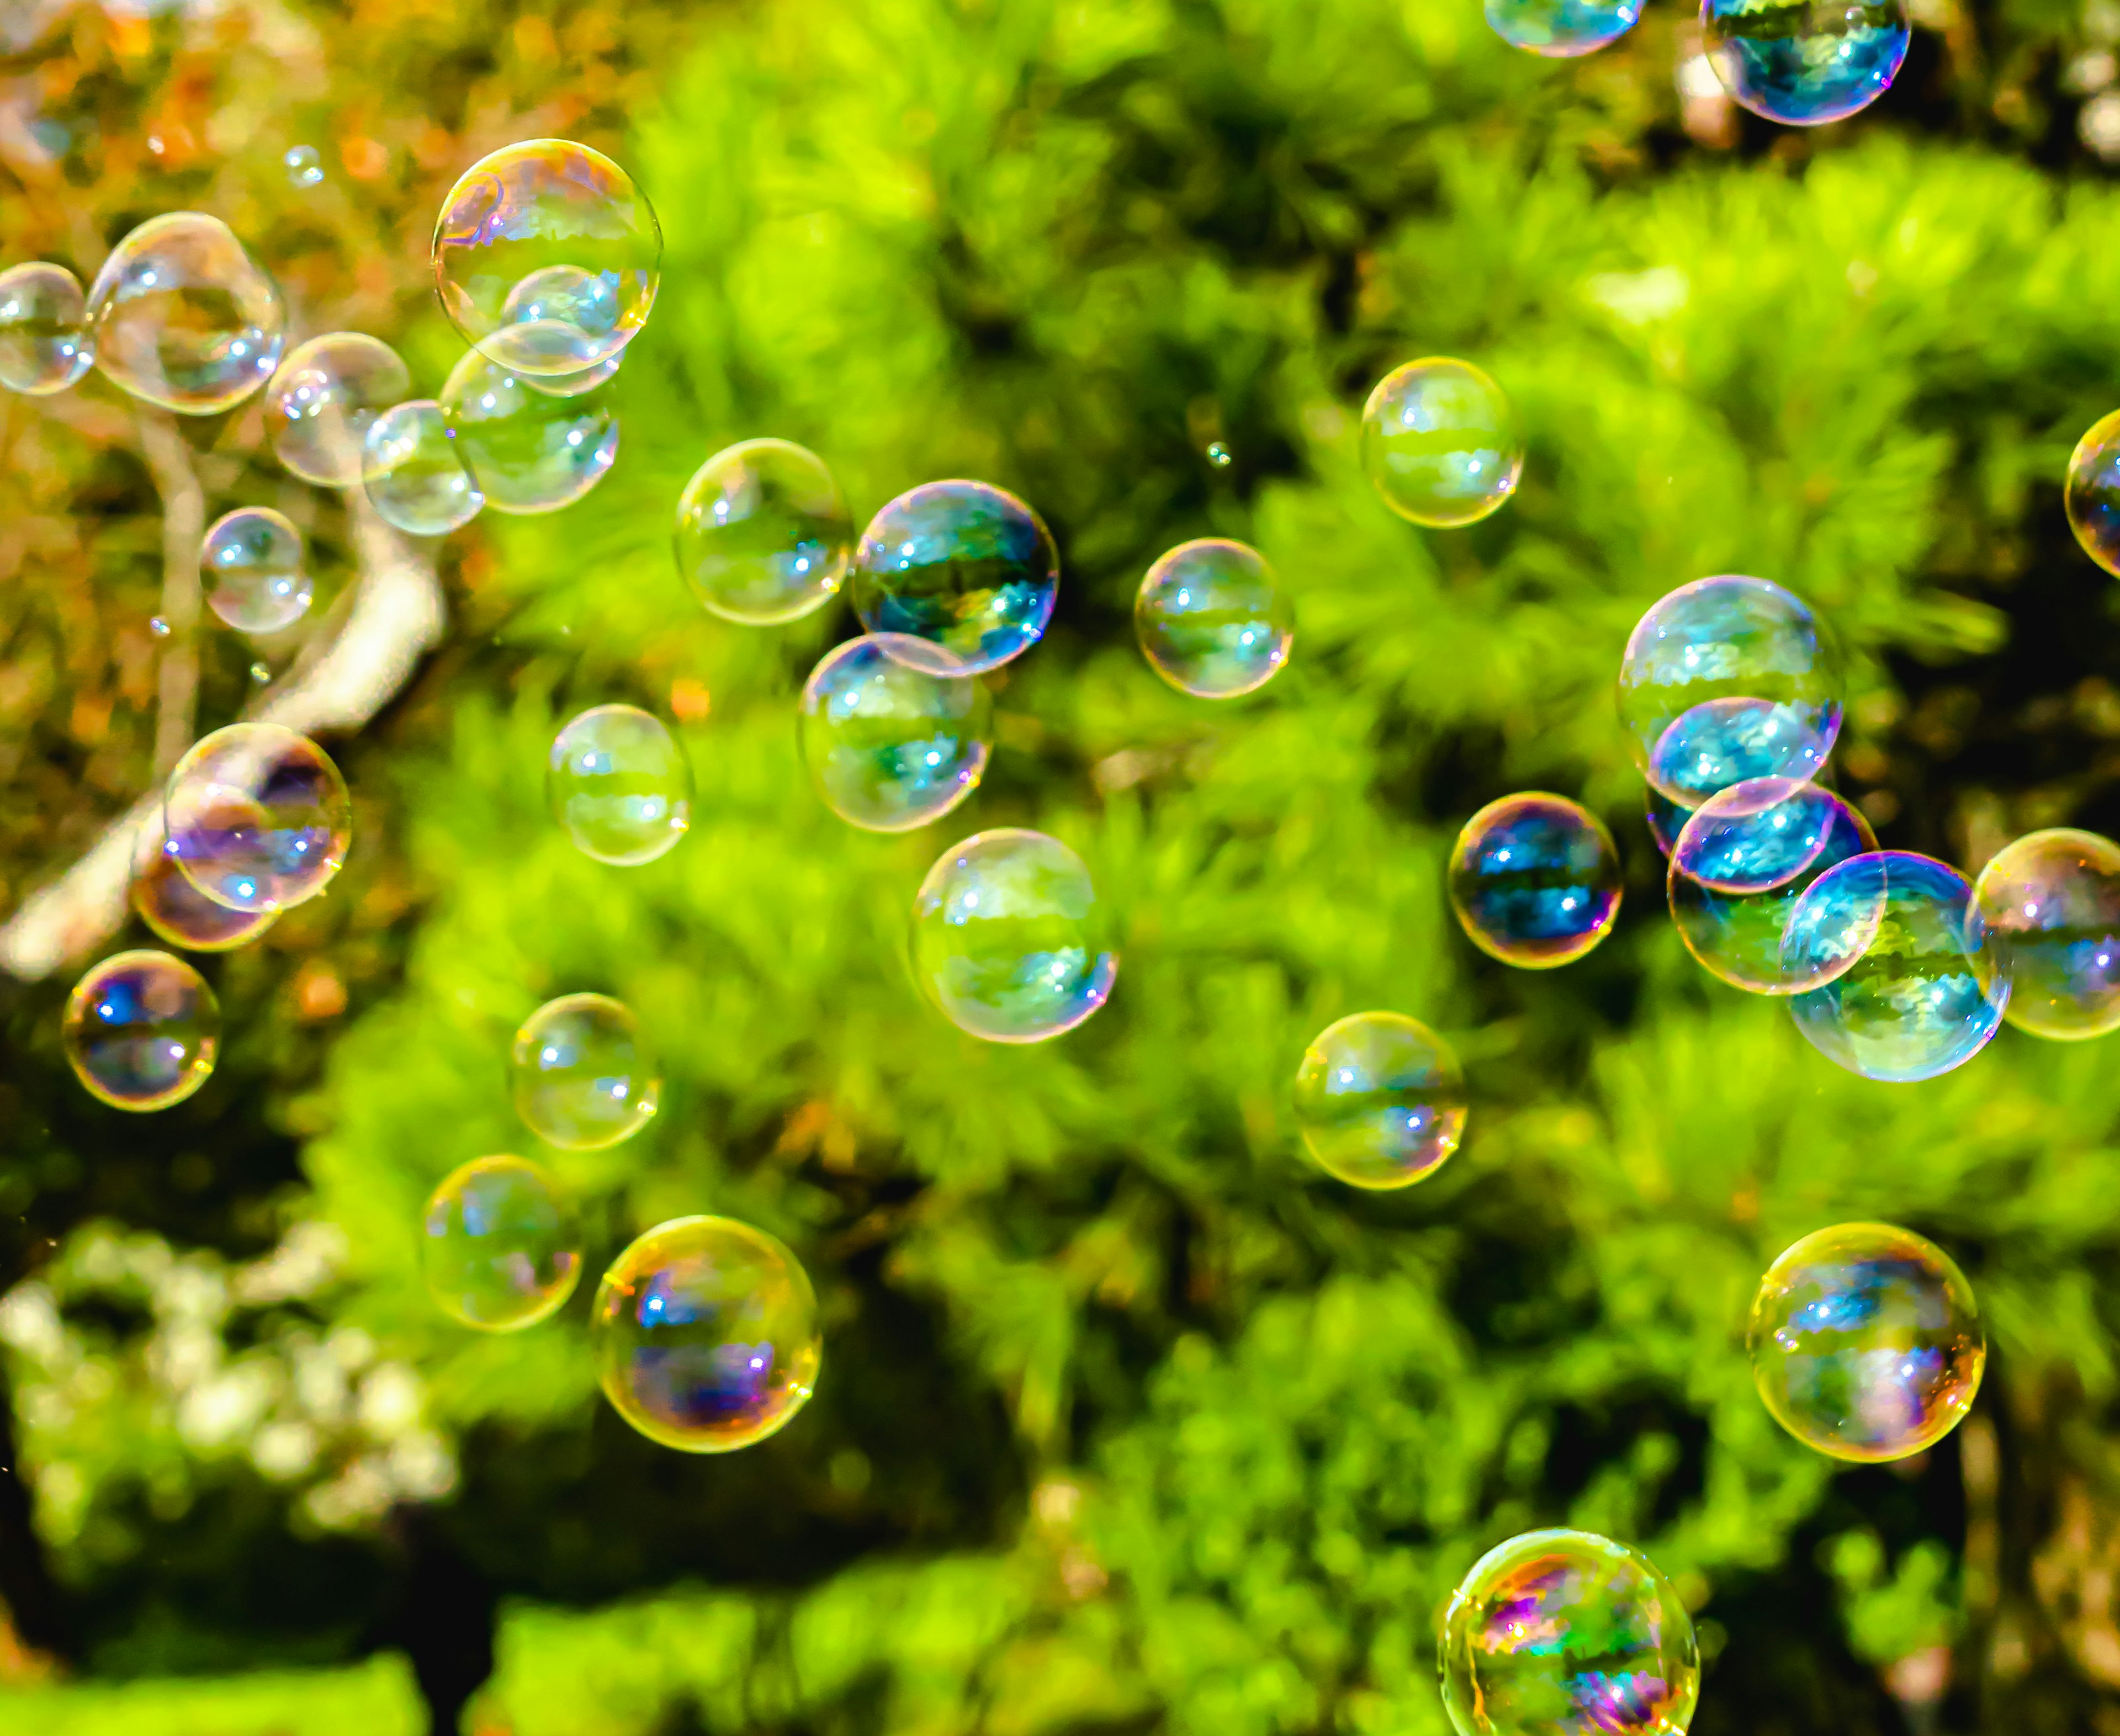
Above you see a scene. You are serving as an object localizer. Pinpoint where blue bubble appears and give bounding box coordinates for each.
[1450,794,1623,969]
[1703,0,1910,128]
[849,481,1059,676]
[1486,0,1641,56]
[1671,775,1844,895]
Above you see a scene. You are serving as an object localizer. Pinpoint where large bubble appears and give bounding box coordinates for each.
[86,213,284,414]
[512,992,660,1151]
[1450,793,1622,969]
[675,439,854,625]
[849,481,1059,675]
[1972,828,2120,1041]
[201,507,312,635]
[1703,0,1911,128]
[264,332,411,487]
[441,348,618,514]
[0,262,93,395]
[164,723,351,914]
[62,949,220,1112]
[362,400,484,537]
[1134,538,1294,699]
[799,635,990,832]
[1360,358,1522,529]
[1292,1011,1466,1190]
[546,704,692,867]
[422,1155,582,1332]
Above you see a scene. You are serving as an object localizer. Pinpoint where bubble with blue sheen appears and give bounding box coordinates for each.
[441,347,618,516]
[1668,779,1875,995]
[2066,410,2120,580]
[1486,0,1642,56]
[1703,0,1910,127]
[1748,1222,1984,1462]
[131,824,276,952]
[62,949,220,1112]
[1973,829,2120,1040]
[676,439,853,626]
[546,704,692,866]
[1645,787,1695,860]
[0,262,93,395]
[850,481,1059,676]
[1294,1012,1466,1190]
[1780,851,2008,1081]
[86,213,284,415]
[1440,1528,1700,1736]
[1134,538,1294,699]
[363,400,484,536]
[912,829,1119,1042]
[163,723,351,914]
[512,992,661,1151]
[264,332,411,487]
[1360,358,1523,529]
[800,635,990,832]
[1618,576,1842,807]
[1449,794,1623,969]
[422,1155,582,1331]
[202,506,312,635]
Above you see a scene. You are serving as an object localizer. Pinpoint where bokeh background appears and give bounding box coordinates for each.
[4,0,2120,1730]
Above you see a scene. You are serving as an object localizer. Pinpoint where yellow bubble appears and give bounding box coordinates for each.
[2068,410,2120,578]
[421,1155,582,1331]
[0,262,93,395]
[264,332,412,487]
[1134,538,1294,699]
[87,213,284,414]
[1975,828,2120,1040]
[1360,358,1522,528]
[1293,1012,1465,1189]
[62,949,220,1111]
[512,992,660,1150]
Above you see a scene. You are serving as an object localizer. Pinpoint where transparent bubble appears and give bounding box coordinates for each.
[2066,410,2120,580]
[200,507,312,635]
[799,635,990,832]
[150,615,171,638]
[1669,779,1875,995]
[284,145,324,188]
[1645,787,1695,860]
[421,1155,582,1332]
[591,1215,820,1453]
[264,332,411,487]
[432,139,660,378]
[62,949,220,1112]
[1618,576,1842,807]
[1205,440,1233,468]
[1450,794,1622,969]
[849,481,1059,675]
[1135,538,1295,700]
[1360,358,1523,529]
[86,213,284,414]
[165,723,351,914]
[1972,828,2120,1040]
[1781,852,2009,1082]
[546,704,692,866]
[1748,1222,1984,1463]
[0,262,93,395]
[131,824,275,952]
[512,992,660,1151]
[441,347,618,514]
[523,352,621,397]
[911,829,1119,1043]
[675,439,854,625]
[1485,0,1642,55]
[1704,0,1910,126]
[250,661,271,685]
[362,399,484,537]
[1440,1529,1699,1736]
[1293,1012,1466,1190]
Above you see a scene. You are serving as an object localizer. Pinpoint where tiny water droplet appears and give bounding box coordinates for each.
[149,616,171,638]
[1206,442,1232,469]
[146,135,165,157]
[250,662,271,683]
[284,145,324,189]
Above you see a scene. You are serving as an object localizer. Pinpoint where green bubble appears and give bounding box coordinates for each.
[422,1155,582,1331]
[512,992,661,1150]
[1294,1012,1465,1190]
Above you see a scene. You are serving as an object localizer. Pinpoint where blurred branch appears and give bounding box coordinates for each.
[136,409,204,776]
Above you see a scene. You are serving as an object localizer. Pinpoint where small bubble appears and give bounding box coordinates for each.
[146,135,166,157]
[284,145,325,189]
[250,662,271,683]
[149,616,171,638]
[1205,442,1232,468]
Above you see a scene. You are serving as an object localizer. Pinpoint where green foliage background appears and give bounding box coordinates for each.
[7,1,2120,1732]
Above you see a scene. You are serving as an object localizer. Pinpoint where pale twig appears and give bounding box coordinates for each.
[135,409,206,776]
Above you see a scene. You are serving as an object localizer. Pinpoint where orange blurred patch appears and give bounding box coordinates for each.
[293,959,349,1021]
[670,678,712,723]
[340,136,389,180]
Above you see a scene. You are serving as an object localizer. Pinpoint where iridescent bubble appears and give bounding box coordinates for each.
[1440,1529,1699,1736]
[432,139,660,378]
[1973,829,2120,1041]
[1645,787,1695,860]
[362,399,484,536]
[86,213,284,414]
[512,992,660,1151]
[130,823,275,952]
[0,262,93,395]
[1135,538,1294,700]
[911,829,1119,1043]
[1780,852,2008,1082]
[200,507,312,635]
[1618,576,1842,807]
[1205,441,1233,468]
[441,348,618,514]
[1292,1012,1466,1190]
[591,1215,820,1453]
[675,439,854,625]
[1486,0,1642,55]
[421,1155,582,1331]
[164,723,351,914]
[263,332,411,487]
[849,481,1059,675]
[1748,1222,1984,1463]
[1449,794,1622,969]
[62,949,220,1112]
[1360,358,1523,529]
[2065,410,2120,580]
[1704,0,1910,127]
[1668,779,1875,995]
[799,635,990,832]
[546,704,692,866]
[284,145,324,189]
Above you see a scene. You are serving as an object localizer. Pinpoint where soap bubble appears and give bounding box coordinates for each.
[547,704,692,866]
[1485,0,1642,55]
[1135,538,1295,699]
[264,332,411,487]
[1450,794,1622,969]
[441,348,618,514]
[362,399,484,536]
[1645,787,1695,859]
[850,481,1059,675]
[2066,410,2120,580]
[284,145,324,188]
[131,824,275,952]
[512,992,660,1150]
[1704,0,1910,127]
[1360,358,1522,529]
[432,139,660,378]
[675,439,854,625]
[1440,1528,1699,1736]
[1748,1222,1984,1463]
[200,507,312,634]
[1668,779,1875,994]
[422,1155,582,1331]
[62,949,220,1111]
[912,829,1119,1042]
[1618,576,1842,807]
[1973,829,2120,1040]
[1205,440,1233,468]
[1293,1012,1466,1190]
[0,262,93,395]
[591,1215,820,1453]
[1780,852,2008,1081]
[165,723,351,914]
[86,213,284,414]
[799,635,990,832]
